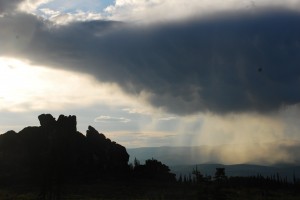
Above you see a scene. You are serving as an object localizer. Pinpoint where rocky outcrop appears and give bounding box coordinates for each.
[0,114,130,185]
[86,125,129,175]
[38,114,56,130]
[56,114,77,133]
[38,114,77,134]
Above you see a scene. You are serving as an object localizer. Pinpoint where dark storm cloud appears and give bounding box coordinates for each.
[1,9,300,114]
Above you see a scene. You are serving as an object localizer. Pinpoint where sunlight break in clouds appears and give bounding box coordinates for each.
[18,0,51,13]
[0,57,135,112]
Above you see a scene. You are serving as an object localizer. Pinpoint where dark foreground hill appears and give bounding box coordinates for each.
[0,114,176,199]
[0,114,130,185]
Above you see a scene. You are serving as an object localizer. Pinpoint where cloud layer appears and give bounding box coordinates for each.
[1,1,300,115]
[0,0,22,13]
[105,0,300,22]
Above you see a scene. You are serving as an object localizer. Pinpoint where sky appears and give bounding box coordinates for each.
[1,0,300,164]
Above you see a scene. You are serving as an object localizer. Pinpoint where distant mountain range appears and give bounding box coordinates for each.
[127,144,300,166]
[127,146,300,181]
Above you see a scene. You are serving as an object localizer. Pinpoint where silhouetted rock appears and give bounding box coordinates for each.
[0,114,131,188]
[57,114,77,133]
[2,130,17,135]
[0,113,177,199]
[86,125,106,140]
[86,125,129,177]
[38,114,56,130]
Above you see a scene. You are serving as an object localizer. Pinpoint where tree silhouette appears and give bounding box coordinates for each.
[133,158,176,182]
[214,168,227,181]
[192,165,204,183]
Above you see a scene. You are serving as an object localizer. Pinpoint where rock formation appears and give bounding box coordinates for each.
[0,114,130,186]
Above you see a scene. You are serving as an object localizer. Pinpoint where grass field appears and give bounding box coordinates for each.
[0,181,300,200]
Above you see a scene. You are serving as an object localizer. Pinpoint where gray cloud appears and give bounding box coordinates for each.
[1,9,300,115]
[0,0,22,13]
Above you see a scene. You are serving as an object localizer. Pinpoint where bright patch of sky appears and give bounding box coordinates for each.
[0,57,128,112]
[38,0,112,13]
[0,56,196,147]
[27,0,114,23]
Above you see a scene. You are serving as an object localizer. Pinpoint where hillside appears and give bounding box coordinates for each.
[128,146,300,181]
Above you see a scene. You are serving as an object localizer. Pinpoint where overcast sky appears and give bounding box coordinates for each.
[1,0,300,164]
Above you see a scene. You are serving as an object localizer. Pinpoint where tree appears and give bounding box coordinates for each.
[134,157,140,168]
[133,158,176,182]
[214,168,227,181]
[192,165,204,183]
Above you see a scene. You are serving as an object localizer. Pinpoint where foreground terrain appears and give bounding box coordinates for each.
[0,114,299,199]
[0,180,300,200]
